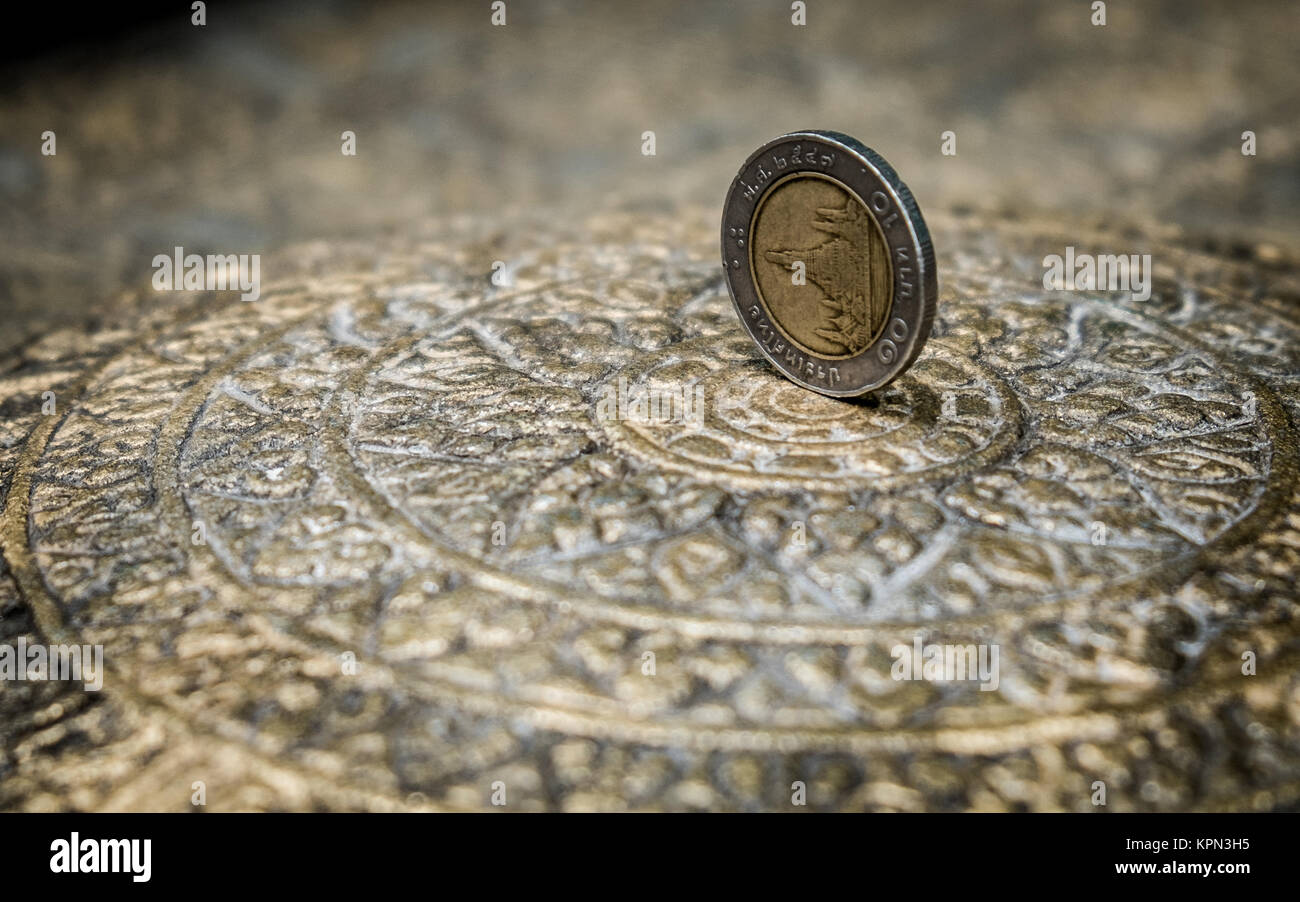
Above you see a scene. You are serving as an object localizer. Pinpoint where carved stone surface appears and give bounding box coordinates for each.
[3,205,1299,811]
[1,0,1299,811]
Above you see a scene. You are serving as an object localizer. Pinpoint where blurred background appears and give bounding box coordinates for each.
[3,0,1297,347]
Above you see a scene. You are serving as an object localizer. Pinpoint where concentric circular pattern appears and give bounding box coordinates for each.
[3,208,1300,812]
[605,346,1019,497]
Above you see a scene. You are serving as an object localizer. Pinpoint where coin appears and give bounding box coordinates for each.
[721,131,937,397]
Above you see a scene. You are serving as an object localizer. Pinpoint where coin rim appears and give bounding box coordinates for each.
[721,130,938,397]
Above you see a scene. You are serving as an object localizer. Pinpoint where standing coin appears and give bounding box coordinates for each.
[721,131,937,397]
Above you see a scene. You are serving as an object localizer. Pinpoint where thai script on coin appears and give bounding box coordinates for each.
[721,131,937,397]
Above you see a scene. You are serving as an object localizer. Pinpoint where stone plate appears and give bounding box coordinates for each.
[3,206,1299,811]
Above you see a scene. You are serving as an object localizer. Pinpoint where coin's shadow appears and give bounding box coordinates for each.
[838,392,883,409]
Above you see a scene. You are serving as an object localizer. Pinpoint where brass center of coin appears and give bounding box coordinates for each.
[749,173,893,359]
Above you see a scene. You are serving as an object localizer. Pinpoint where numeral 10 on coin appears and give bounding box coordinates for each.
[877,317,909,363]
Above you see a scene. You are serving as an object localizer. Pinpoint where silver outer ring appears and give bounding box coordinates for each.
[720,130,937,397]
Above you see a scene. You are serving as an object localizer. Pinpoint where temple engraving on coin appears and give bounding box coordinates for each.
[755,175,892,356]
[723,131,937,397]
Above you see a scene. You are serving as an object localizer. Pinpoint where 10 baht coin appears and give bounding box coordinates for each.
[721,131,937,397]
